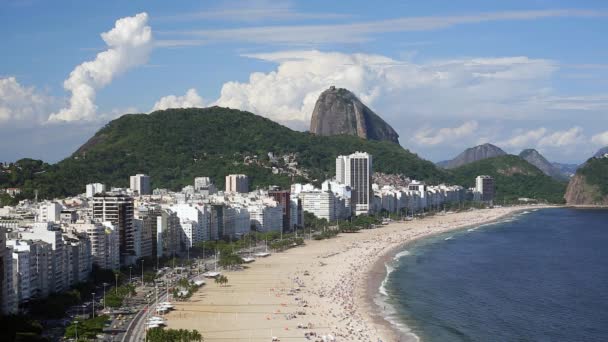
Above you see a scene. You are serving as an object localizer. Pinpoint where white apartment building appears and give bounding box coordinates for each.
[20,222,65,294]
[130,174,151,195]
[37,202,62,223]
[170,204,206,247]
[1,227,16,314]
[248,203,282,232]
[86,183,106,198]
[9,241,31,304]
[69,222,119,270]
[63,233,92,287]
[194,177,217,195]
[299,190,337,222]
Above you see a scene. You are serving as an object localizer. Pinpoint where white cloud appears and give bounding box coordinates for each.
[0,77,54,124]
[591,131,608,146]
[499,128,548,148]
[212,50,556,128]
[160,0,351,23]
[413,121,478,146]
[151,88,205,111]
[538,127,585,147]
[48,12,152,122]
[171,9,608,45]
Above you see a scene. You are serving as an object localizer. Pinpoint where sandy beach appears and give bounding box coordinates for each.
[164,205,552,342]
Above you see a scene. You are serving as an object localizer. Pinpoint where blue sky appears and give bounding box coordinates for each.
[1,0,607,164]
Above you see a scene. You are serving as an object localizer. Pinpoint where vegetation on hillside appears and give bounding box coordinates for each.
[577,157,608,197]
[1,107,446,199]
[449,155,567,203]
[0,108,568,203]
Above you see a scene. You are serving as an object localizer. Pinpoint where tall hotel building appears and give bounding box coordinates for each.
[336,152,372,215]
[92,193,135,265]
[475,175,496,203]
[225,174,249,193]
[130,174,151,195]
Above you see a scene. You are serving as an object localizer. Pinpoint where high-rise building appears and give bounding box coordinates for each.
[299,190,337,222]
[37,202,62,223]
[86,183,106,198]
[157,209,182,258]
[225,174,249,193]
[475,175,495,203]
[0,227,9,314]
[336,152,373,215]
[135,206,161,260]
[130,174,151,195]
[92,193,135,265]
[269,190,291,231]
[194,177,217,195]
[69,222,119,270]
[20,223,65,294]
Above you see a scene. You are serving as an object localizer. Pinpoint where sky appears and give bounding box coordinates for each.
[1,0,607,164]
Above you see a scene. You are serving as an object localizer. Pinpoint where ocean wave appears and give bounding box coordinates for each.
[394,250,411,260]
[379,263,395,296]
[374,290,421,342]
[445,236,454,240]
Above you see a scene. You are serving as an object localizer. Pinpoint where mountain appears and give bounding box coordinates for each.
[449,155,567,203]
[551,162,579,177]
[564,155,608,205]
[519,149,568,181]
[309,86,399,144]
[440,143,507,169]
[594,146,608,158]
[1,107,444,199]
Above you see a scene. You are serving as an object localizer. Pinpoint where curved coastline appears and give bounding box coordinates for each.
[356,206,554,342]
[161,205,557,342]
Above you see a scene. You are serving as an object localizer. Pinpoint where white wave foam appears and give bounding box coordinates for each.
[394,250,411,260]
[379,262,396,296]
[445,236,454,240]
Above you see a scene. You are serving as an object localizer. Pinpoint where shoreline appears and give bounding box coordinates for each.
[163,205,557,341]
[359,206,553,342]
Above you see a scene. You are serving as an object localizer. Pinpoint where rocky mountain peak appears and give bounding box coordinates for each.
[519,149,568,181]
[439,143,507,169]
[309,86,399,144]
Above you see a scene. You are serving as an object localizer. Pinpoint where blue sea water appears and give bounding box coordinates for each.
[383,208,608,342]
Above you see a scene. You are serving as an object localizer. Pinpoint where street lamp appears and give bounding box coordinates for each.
[129,266,132,284]
[91,292,95,318]
[103,283,108,310]
[141,259,145,286]
[115,272,119,295]
[74,320,78,340]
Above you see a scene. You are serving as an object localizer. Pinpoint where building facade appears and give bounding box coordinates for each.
[92,194,135,265]
[130,174,151,195]
[225,174,249,193]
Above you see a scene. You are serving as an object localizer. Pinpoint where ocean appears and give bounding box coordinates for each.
[381,208,608,342]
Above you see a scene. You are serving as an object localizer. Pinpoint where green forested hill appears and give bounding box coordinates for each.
[564,157,608,205]
[449,155,568,203]
[0,107,569,203]
[2,107,446,199]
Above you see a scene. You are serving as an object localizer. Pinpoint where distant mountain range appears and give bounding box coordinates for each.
[438,144,577,181]
[0,88,579,205]
[437,143,507,169]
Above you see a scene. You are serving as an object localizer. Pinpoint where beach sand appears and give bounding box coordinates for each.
[164,206,551,341]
